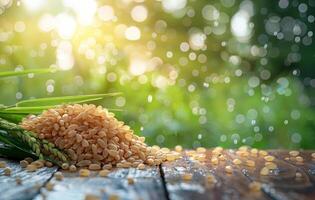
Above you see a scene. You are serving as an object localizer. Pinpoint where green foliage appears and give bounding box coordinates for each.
[0,117,68,165]
[0,93,120,121]
[15,93,120,107]
[0,68,54,78]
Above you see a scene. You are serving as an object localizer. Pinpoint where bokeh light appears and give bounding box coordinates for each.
[0,0,314,149]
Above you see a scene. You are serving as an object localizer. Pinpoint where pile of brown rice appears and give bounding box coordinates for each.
[21,104,180,169]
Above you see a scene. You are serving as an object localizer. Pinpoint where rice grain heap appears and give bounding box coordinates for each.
[21,104,178,168]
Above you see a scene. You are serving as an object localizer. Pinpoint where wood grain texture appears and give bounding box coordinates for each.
[162,150,269,200]
[162,149,315,200]
[0,158,57,200]
[225,149,315,200]
[266,150,315,200]
[1,150,315,200]
[34,166,166,200]
[270,150,315,183]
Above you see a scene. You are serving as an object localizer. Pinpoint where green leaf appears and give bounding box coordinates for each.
[108,108,123,112]
[0,68,55,78]
[0,113,26,123]
[0,143,34,160]
[0,106,123,114]
[15,93,121,107]
[0,106,52,114]
[0,130,35,156]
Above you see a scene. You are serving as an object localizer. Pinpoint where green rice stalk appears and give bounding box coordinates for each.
[0,117,69,166]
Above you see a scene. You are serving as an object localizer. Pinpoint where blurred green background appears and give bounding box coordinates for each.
[0,0,314,149]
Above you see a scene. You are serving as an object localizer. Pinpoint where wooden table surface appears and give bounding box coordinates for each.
[1,149,315,200]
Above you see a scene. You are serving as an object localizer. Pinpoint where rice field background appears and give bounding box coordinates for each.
[0,0,314,149]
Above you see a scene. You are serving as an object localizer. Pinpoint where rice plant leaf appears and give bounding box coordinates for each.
[0,68,54,78]
[0,107,121,123]
[15,93,121,107]
[0,113,26,123]
[0,130,35,156]
[0,106,53,114]
[0,106,122,114]
[0,143,33,159]
[108,108,123,112]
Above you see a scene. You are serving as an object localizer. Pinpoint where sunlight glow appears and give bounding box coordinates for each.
[56,41,74,70]
[202,5,220,21]
[38,14,55,32]
[189,32,206,50]
[63,0,97,25]
[22,0,44,11]
[98,5,115,22]
[125,26,141,41]
[129,58,147,76]
[56,13,77,39]
[231,10,251,40]
[162,0,187,12]
[131,5,148,22]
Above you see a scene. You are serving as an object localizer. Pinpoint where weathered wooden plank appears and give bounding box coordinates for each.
[162,150,269,200]
[225,149,315,200]
[226,150,312,188]
[267,150,315,200]
[34,166,166,200]
[162,155,215,200]
[270,150,315,183]
[2,150,315,200]
[0,158,57,200]
[203,150,269,200]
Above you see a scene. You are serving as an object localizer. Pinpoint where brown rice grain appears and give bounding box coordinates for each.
[20,160,29,168]
[0,161,6,168]
[89,163,101,170]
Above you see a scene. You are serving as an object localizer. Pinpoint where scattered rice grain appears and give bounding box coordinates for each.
[4,167,11,176]
[295,156,304,163]
[232,159,242,165]
[225,166,233,174]
[265,162,277,169]
[99,169,110,177]
[25,157,33,163]
[182,173,193,181]
[137,163,145,170]
[79,169,90,177]
[246,160,255,167]
[45,182,54,191]
[264,155,275,162]
[249,181,261,192]
[45,161,53,167]
[61,163,69,170]
[89,163,101,170]
[85,194,101,200]
[295,172,302,179]
[26,164,37,172]
[260,167,269,176]
[127,177,134,185]
[175,145,183,152]
[103,164,112,170]
[15,177,22,185]
[54,172,64,181]
[259,150,268,156]
[108,195,120,200]
[20,160,28,168]
[289,151,299,157]
[69,165,77,172]
[211,157,219,165]
[0,161,6,168]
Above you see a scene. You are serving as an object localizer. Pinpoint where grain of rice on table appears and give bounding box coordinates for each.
[21,104,180,168]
